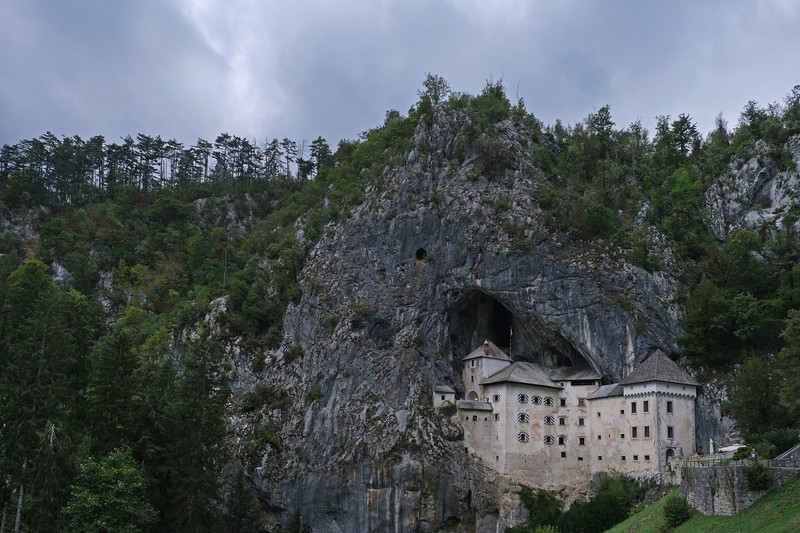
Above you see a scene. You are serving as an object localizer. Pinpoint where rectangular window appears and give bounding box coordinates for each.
[597,412,601,418]
[578,398,586,407]
[645,455,650,461]
[441,395,446,400]
[620,409,625,415]
[560,398,566,407]
[579,437,586,446]
[598,456,603,461]
[472,416,477,421]
[471,376,474,382]
[631,401,637,414]
[579,418,585,426]
[667,401,673,414]
[561,451,567,458]
[644,426,650,438]
[559,417,566,426]
[620,433,625,439]
[631,427,638,439]
[667,426,674,439]
[597,435,602,440]
[643,400,649,413]
[471,360,475,367]
[578,457,584,461]
[621,456,626,461]
[558,436,566,445]
[633,455,639,461]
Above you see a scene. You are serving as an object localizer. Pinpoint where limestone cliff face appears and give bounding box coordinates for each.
[705,135,800,241]
[237,110,686,531]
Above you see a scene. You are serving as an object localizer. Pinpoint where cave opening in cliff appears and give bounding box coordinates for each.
[448,291,515,361]
[447,289,594,372]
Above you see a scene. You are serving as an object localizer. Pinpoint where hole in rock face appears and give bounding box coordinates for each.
[415,247,427,261]
[447,290,592,371]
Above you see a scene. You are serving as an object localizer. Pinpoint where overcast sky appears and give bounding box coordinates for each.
[1,0,798,149]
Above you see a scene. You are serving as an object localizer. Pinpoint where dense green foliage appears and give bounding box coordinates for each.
[508,475,644,533]
[63,447,157,532]
[662,496,693,528]
[2,77,800,529]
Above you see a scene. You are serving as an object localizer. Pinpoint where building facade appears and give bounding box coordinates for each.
[446,340,697,489]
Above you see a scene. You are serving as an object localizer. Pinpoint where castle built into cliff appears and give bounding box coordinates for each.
[435,341,698,489]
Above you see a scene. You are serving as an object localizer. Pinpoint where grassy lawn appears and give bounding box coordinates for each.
[606,475,800,532]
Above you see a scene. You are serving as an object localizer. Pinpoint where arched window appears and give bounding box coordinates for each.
[492,413,501,421]
[543,396,554,406]
[544,435,556,445]
[517,413,530,422]
[517,393,529,404]
[491,394,501,403]
[518,433,530,443]
[531,396,542,405]
[544,415,555,425]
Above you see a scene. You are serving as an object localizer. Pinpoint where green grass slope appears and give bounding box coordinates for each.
[606,475,800,532]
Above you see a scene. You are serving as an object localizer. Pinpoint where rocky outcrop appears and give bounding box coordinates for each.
[705,135,800,241]
[234,110,688,531]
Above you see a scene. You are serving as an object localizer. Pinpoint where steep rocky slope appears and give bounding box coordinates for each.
[232,110,690,531]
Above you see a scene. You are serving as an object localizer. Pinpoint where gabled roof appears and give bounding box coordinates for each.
[481,362,561,389]
[463,340,512,362]
[620,350,698,386]
[434,385,455,394]
[547,367,601,382]
[588,383,623,400]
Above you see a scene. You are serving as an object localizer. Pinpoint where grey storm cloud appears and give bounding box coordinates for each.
[1,0,798,148]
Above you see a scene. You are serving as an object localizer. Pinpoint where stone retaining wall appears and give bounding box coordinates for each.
[681,459,800,515]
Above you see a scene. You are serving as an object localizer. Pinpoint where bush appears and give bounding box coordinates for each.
[663,495,692,528]
[239,391,260,413]
[744,460,773,491]
[439,403,457,417]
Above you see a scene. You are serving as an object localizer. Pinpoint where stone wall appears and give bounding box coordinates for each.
[681,459,800,515]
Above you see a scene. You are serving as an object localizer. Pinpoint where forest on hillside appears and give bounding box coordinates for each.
[1,77,800,531]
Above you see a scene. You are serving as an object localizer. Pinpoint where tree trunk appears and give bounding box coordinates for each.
[13,484,23,533]
[1,501,8,533]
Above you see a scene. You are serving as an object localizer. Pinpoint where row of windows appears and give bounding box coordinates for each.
[627,400,674,415]
[516,394,556,405]
[507,414,584,426]
[517,433,558,444]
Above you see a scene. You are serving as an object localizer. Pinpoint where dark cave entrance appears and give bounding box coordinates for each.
[491,299,513,348]
[446,289,595,373]
[448,291,516,361]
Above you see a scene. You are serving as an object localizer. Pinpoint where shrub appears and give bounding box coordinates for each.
[306,384,323,402]
[518,486,561,529]
[284,343,304,363]
[239,391,260,413]
[266,325,282,348]
[439,403,457,417]
[744,460,773,491]
[663,495,692,528]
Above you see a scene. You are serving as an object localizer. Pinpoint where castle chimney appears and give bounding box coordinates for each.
[483,340,490,355]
